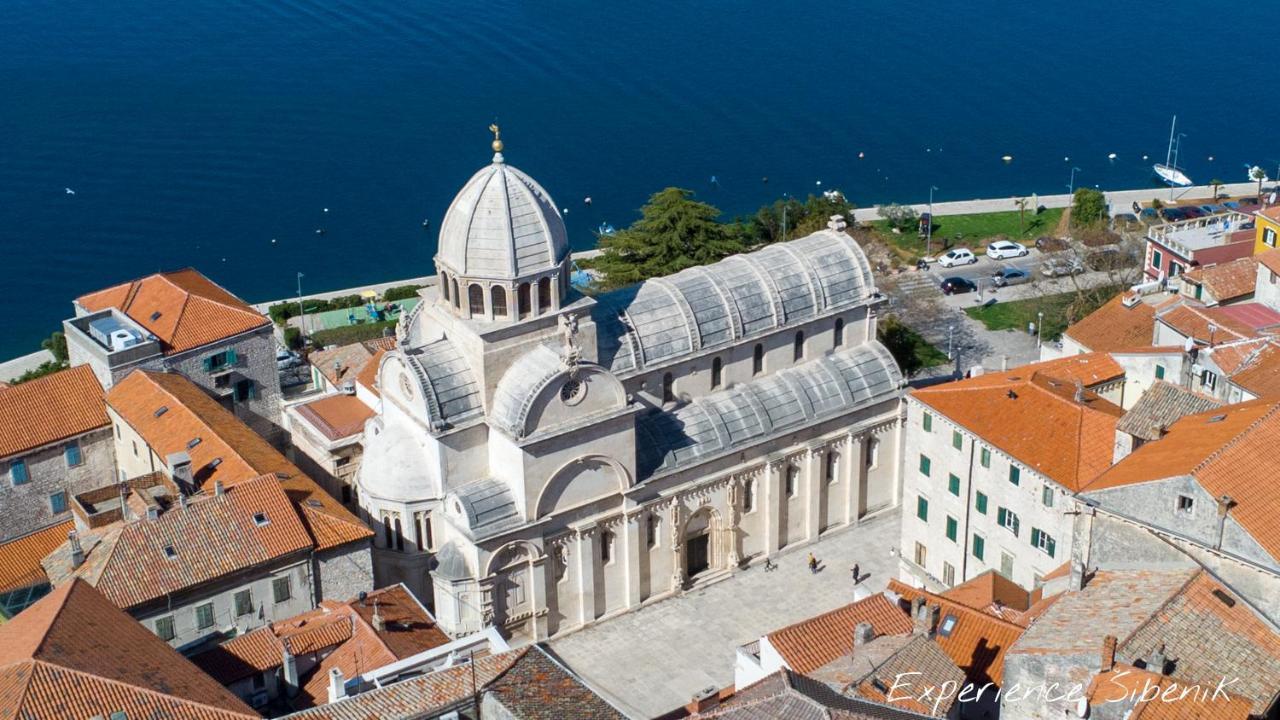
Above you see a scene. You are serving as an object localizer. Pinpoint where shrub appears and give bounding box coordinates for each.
[10,360,67,385]
[283,326,303,350]
[309,320,397,348]
[383,284,425,302]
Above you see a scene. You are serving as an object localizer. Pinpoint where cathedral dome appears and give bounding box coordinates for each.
[436,152,569,281]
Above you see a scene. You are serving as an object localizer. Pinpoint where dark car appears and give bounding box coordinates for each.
[1035,235,1069,252]
[1161,207,1188,221]
[940,277,978,295]
[991,267,1031,287]
[1200,204,1225,214]
[1223,201,1242,210]
[1238,197,1261,207]
[1180,206,1205,219]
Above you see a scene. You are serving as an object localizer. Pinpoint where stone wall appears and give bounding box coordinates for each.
[314,541,374,602]
[162,327,283,443]
[0,427,115,540]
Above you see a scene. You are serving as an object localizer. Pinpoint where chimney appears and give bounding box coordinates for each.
[68,530,85,569]
[371,599,385,633]
[1100,635,1117,672]
[282,645,300,698]
[166,452,194,495]
[853,622,874,649]
[327,668,347,703]
[914,602,941,638]
[1147,644,1167,675]
[1073,378,1085,403]
[827,214,847,232]
[1215,494,1237,549]
[910,595,925,618]
[1069,560,1087,592]
[687,687,719,715]
[213,480,225,497]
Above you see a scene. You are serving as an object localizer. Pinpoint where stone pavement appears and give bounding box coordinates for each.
[0,350,54,383]
[548,509,902,719]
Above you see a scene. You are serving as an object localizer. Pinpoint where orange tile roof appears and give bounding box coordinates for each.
[108,370,371,550]
[193,584,450,709]
[294,394,375,441]
[309,338,393,393]
[45,475,314,610]
[357,347,388,397]
[0,521,73,594]
[77,268,269,355]
[0,579,258,719]
[0,365,107,459]
[1088,665,1255,719]
[1223,341,1280,397]
[765,593,914,675]
[1084,398,1280,562]
[911,357,1124,491]
[1179,255,1258,304]
[1256,206,1280,223]
[1157,300,1280,345]
[886,580,1026,686]
[940,570,1036,626]
[1064,294,1158,352]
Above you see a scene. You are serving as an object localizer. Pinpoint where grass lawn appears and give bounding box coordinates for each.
[964,287,1119,341]
[911,330,951,369]
[873,207,1065,262]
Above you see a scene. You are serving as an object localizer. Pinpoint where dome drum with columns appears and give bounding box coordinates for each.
[434,125,572,323]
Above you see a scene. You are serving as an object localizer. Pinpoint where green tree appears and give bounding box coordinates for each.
[592,188,744,289]
[1250,166,1267,200]
[877,203,919,232]
[1071,188,1107,228]
[1209,178,1224,200]
[41,331,68,364]
[747,193,855,245]
[1014,198,1028,236]
[877,316,924,377]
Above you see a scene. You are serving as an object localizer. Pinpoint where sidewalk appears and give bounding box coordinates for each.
[0,350,54,383]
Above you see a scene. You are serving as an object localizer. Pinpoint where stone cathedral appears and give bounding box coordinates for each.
[356,129,905,642]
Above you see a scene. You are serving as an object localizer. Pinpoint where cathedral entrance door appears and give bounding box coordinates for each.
[686,532,710,577]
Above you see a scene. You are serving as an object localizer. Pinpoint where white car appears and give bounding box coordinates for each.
[938,248,978,268]
[986,240,1029,259]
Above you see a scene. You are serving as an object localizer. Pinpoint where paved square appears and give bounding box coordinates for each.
[548,508,903,718]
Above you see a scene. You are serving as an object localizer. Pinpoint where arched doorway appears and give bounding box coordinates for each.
[683,508,717,579]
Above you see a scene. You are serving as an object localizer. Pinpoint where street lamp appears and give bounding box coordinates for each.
[296,272,306,343]
[926,186,938,256]
[1036,311,1044,349]
[781,193,790,243]
[1067,167,1082,195]
[947,323,955,360]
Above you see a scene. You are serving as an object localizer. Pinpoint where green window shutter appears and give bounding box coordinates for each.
[1047,535,1057,558]
[226,348,238,364]
[997,507,1007,526]
[923,413,932,431]
[917,496,929,522]
[1155,364,1165,380]
[919,455,931,477]
[980,447,991,468]
[948,474,960,496]
[952,431,962,450]
[975,492,987,514]
[1031,528,1041,548]
[202,357,213,371]
[972,535,985,560]
[247,380,257,400]
[1009,466,1020,485]
[946,516,958,542]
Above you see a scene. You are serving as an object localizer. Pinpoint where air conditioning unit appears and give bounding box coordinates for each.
[249,691,270,709]
[342,381,356,395]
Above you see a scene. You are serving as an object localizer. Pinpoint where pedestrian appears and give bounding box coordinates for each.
[807,553,818,574]
[851,563,861,584]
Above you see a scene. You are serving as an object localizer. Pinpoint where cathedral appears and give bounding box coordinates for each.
[356,130,905,642]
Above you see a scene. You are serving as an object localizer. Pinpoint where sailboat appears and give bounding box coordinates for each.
[1153,116,1193,187]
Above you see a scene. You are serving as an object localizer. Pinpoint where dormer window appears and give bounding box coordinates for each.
[252,512,270,527]
[163,545,177,560]
[154,406,168,417]
[187,437,201,449]
[150,311,162,322]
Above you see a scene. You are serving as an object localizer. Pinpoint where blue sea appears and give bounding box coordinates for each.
[2,0,1277,359]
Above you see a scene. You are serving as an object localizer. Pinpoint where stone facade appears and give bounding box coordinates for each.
[313,542,375,602]
[0,427,115,540]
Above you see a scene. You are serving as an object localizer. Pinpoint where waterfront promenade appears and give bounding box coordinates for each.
[850,180,1268,222]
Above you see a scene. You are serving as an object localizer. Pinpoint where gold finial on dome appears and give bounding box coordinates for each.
[489,123,503,153]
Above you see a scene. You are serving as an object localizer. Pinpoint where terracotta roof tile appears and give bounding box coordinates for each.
[886,580,1027,686]
[703,669,935,719]
[938,570,1037,626]
[911,356,1123,491]
[766,594,914,674]
[44,475,314,609]
[108,370,371,550]
[295,394,375,441]
[1179,255,1258,304]
[356,348,387,397]
[1088,665,1255,719]
[1115,381,1223,441]
[1084,398,1280,562]
[1064,294,1158,352]
[77,268,269,355]
[0,579,258,719]
[1224,341,1280,397]
[0,521,73,594]
[1153,299,1278,345]
[1257,248,1280,276]
[309,339,392,394]
[0,365,107,459]
[809,634,965,718]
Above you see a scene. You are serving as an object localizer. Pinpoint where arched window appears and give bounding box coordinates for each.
[793,331,805,361]
[468,284,484,317]
[393,515,405,551]
[743,479,755,512]
[517,283,531,319]
[752,343,764,376]
[711,357,723,389]
[537,276,552,312]
[834,317,845,348]
[662,372,675,403]
[491,286,508,318]
[825,451,839,484]
[451,279,461,308]
[441,273,450,303]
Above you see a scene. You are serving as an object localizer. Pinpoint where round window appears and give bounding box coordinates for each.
[399,372,415,399]
[560,378,584,405]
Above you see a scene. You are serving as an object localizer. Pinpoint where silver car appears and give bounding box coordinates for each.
[991,267,1031,287]
[1040,256,1085,278]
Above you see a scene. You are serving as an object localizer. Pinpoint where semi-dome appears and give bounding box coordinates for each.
[436,153,569,281]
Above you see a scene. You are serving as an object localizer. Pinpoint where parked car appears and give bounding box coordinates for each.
[1238,197,1260,207]
[1041,256,1085,277]
[1086,247,1126,271]
[1223,201,1242,210]
[938,248,978,267]
[1200,204,1225,214]
[940,277,978,295]
[986,240,1029,259]
[1034,236,1067,252]
[991,267,1031,287]
[277,348,302,370]
[1161,207,1188,221]
[1180,206,1205,219]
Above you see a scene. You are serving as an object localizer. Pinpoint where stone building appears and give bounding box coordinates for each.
[64,267,283,440]
[355,132,905,641]
[0,365,115,539]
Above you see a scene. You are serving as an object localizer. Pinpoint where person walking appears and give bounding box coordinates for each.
[851,563,861,584]
[807,553,818,574]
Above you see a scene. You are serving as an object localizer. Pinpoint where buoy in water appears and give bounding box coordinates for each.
[323,207,329,213]
[857,152,864,159]
[1108,153,1117,160]
[816,180,822,186]
[762,176,769,183]
[422,219,430,229]
[1208,156,1215,162]
[1002,155,1013,163]
[271,238,277,244]
[315,228,326,235]
[1064,157,1070,162]
[1143,154,1149,161]
[584,197,592,205]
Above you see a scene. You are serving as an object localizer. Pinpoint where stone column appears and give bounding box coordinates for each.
[846,434,865,525]
[529,556,548,641]
[670,503,687,591]
[804,447,822,541]
[764,461,783,555]
[623,512,643,609]
[725,479,742,568]
[575,528,597,627]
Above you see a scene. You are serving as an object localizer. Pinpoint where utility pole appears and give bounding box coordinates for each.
[296,272,306,344]
[927,186,938,256]
[781,193,790,242]
[1068,167,1081,195]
